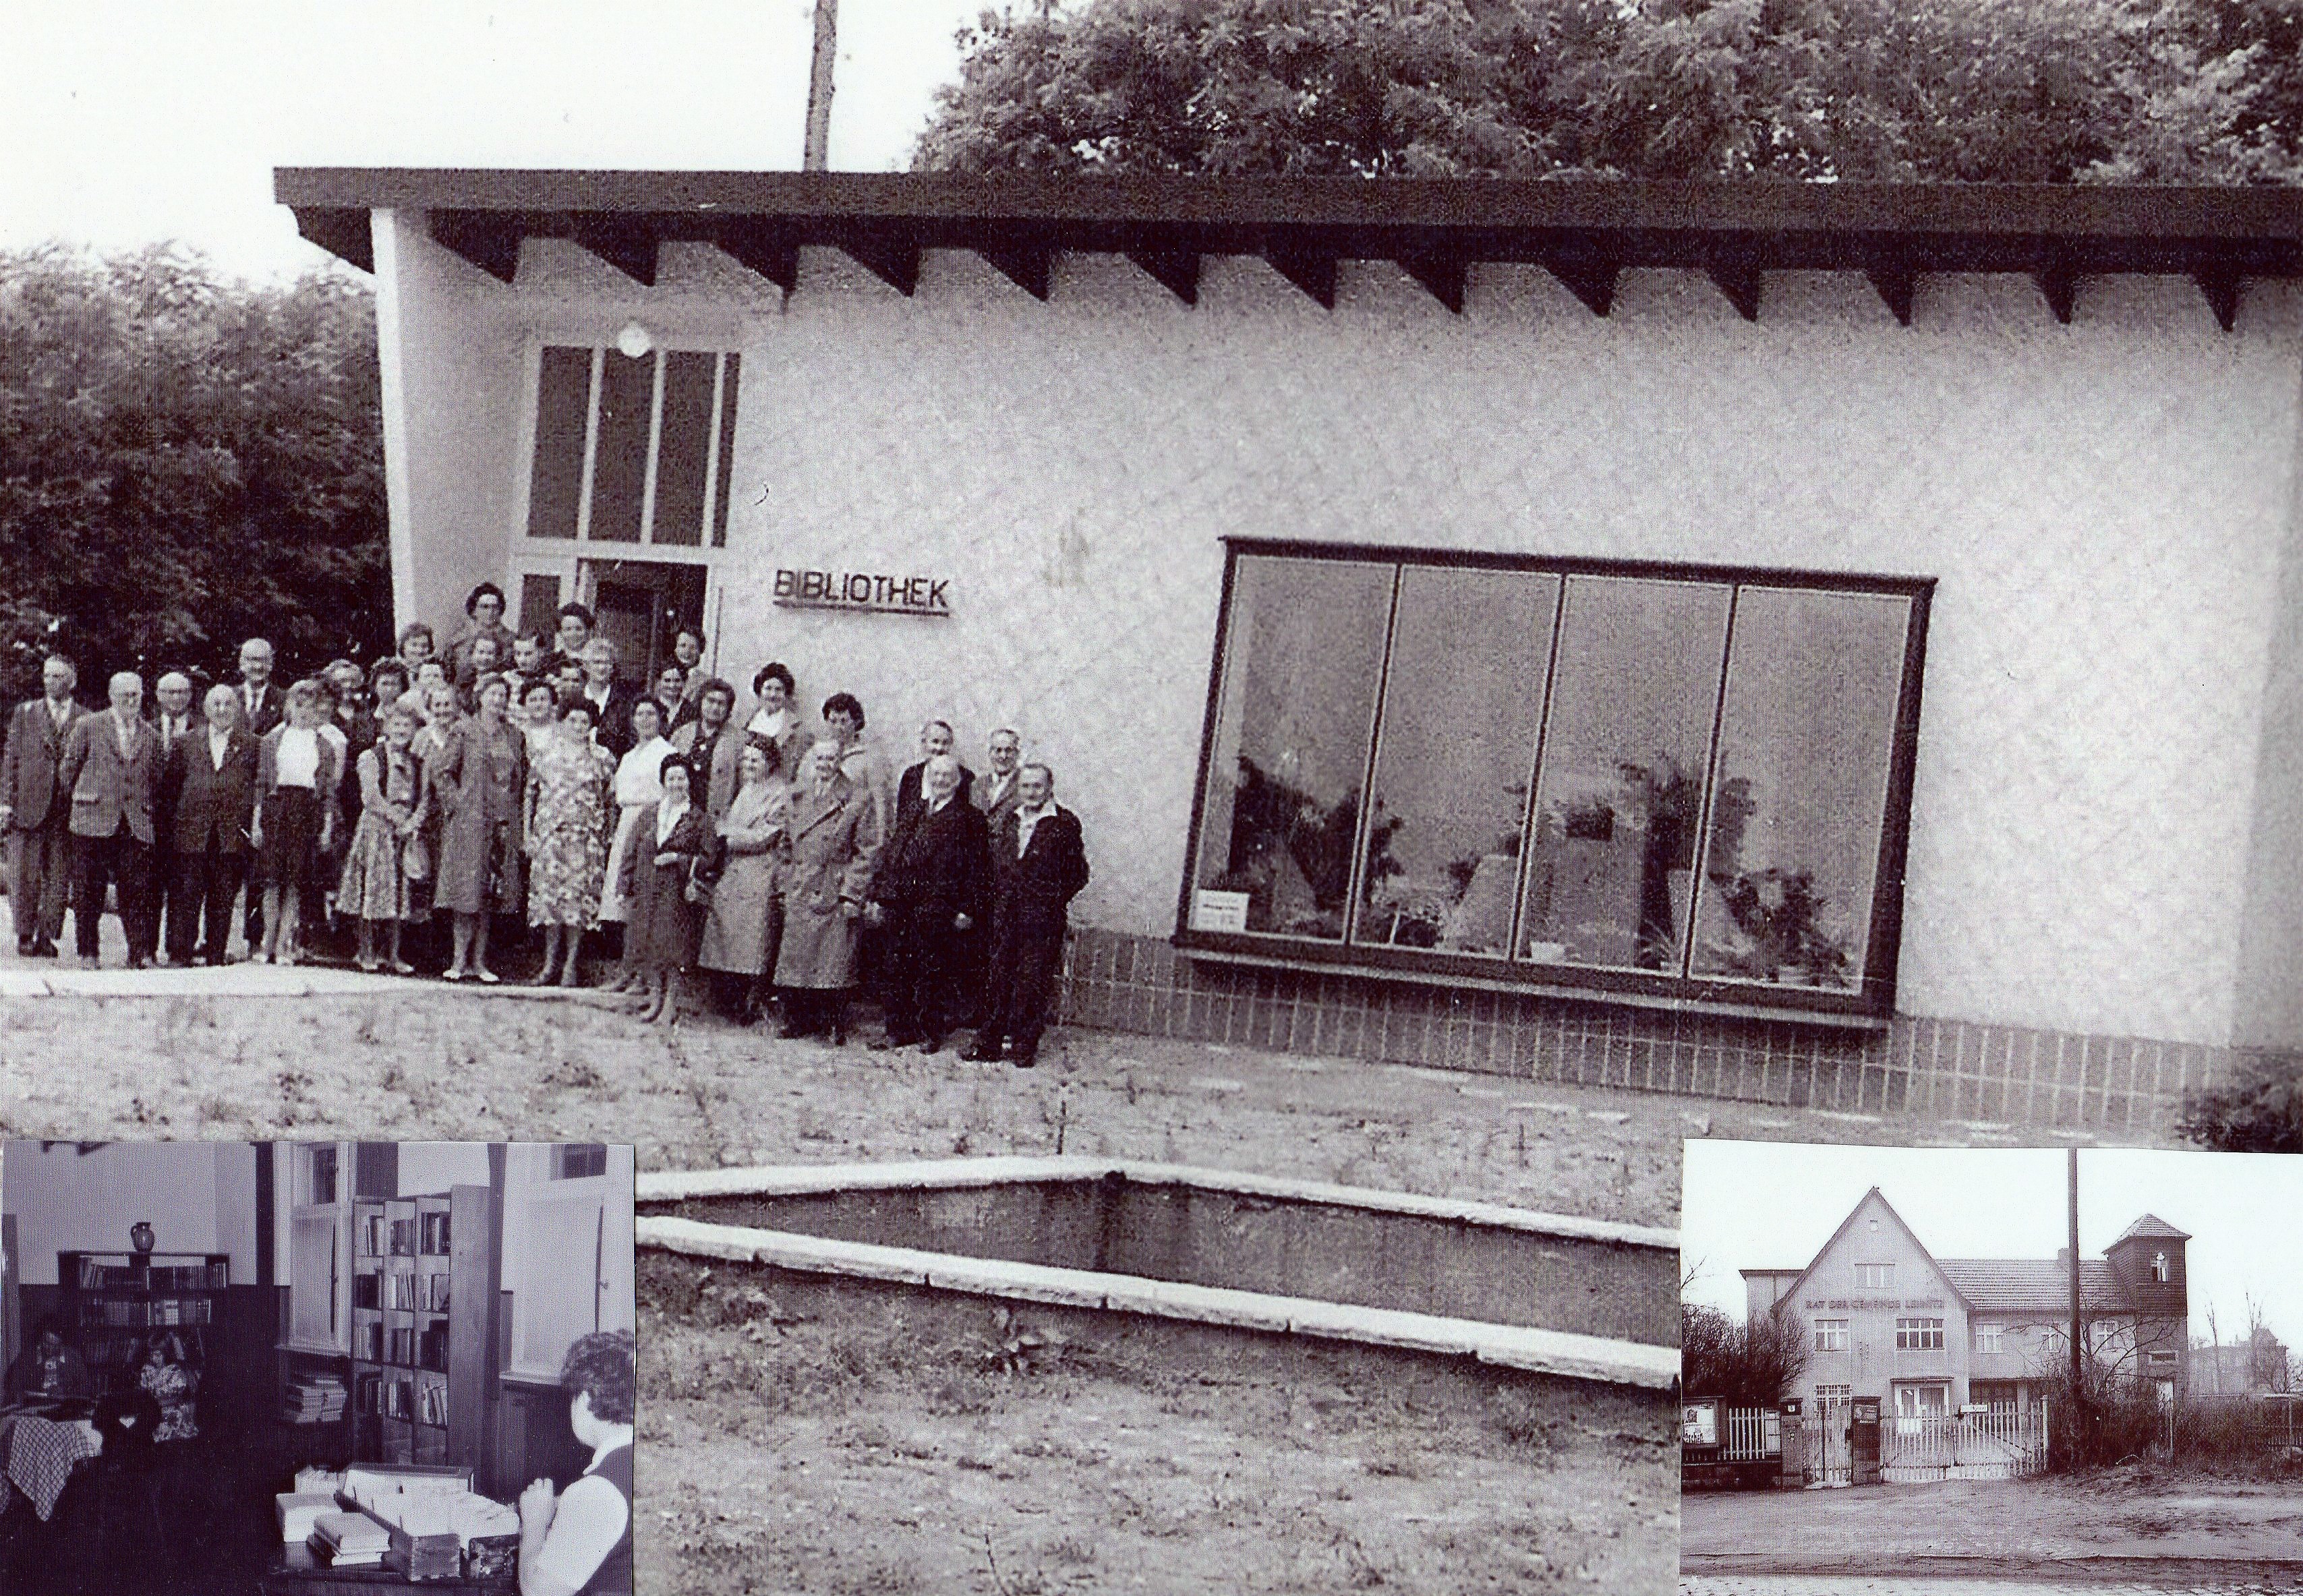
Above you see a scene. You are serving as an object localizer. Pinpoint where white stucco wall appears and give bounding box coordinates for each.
[1,1141,258,1286]
[382,220,2303,1048]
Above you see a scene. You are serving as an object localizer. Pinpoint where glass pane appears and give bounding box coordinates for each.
[1190,556,1393,941]
[709,353,740,548]
[1519,577,1731,972]
[1690,587,1910,991]
[588,349,653,543]
[517,573,561,636]
[651,351,714,546]
[1355,567,1557,956]
[525,346,591,540]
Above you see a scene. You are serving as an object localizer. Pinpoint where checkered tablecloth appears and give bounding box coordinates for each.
[1,1413,103,1521]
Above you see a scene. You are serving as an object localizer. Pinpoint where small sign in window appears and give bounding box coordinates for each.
[1192,889,1252,933]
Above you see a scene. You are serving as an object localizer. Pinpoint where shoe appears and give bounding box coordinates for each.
[30,940,57,958]
[127,955,150,971]
[356,957,380,974]
[1011,1051,1038,1069]
[79,955,100,970]
[441,968,464,983]
[779,1022,815,1040]
[390,959,416,975]
[962,1042,1003,1064]
[826,1022,847,1047]
[918,1035,945,1056]
[867,1034,914,1053]
[475,968,500,985]
[14,942,30,958]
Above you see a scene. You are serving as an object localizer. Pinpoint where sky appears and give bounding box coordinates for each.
[0,0,991,282]
[1683,1140,2303,1353]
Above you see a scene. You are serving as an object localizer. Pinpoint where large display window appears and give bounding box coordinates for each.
[1179,541,1931,1021]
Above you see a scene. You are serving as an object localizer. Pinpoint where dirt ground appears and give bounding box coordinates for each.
[1682,1465,2303,1571]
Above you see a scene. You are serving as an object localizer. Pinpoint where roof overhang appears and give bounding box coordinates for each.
[275,167,2303,328]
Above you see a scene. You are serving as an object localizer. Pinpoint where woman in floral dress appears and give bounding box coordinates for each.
[525,699,616,986]
[138,1333,200,1444]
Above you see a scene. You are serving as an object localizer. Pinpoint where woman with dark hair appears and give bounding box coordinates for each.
[252,680,343,965]
[137,1332,200,1444]
[396,621,438,677]
[819,691,889,825]
[518,1328,634,1596]
[433,672,527,982]
[525,699,616,987]
[743,663,811,775]
[616,752,711,1025]
[448,581,517,680]
[4,1318,92,1400]
[597,696,676,992]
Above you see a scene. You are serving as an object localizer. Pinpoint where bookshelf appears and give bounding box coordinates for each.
[347,1185,496,1469]
[58,1249,229,1392]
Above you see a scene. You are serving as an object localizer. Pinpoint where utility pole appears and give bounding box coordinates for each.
[2069,1147,2085,1452]
[804,0,839,171]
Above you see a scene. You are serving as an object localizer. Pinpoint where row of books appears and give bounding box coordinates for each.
[353,1370,448,1424]
[351,1272,450,1312]
[355,1321,452,1371]
[80,1297,214,1326]
[283,1372,350,1425]
[74,1259,227,1291]
[357,1212,451,1258]
[80,1330,206,1366]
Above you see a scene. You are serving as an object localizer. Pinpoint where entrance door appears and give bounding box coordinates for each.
[1807,1396,1853,1486]
[582,559,709,685]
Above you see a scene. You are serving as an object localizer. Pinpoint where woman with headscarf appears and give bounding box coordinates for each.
[616,752,711,1026]
[698,740,790,1023]
[772,739,882,1044]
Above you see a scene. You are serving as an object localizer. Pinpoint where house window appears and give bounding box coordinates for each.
[1813,1384,1852,1399]
[526,345,741,548]
[1894,1383,1950,1417]
[2152,1251,2169,1283]
[1856,1264,1894,1289]
[1814,1318,1850,1352]
[2148,1349,2178,1368]
[1974,1326,2005,1353]
[1179,544,1929,1017]
[1896,1318,1945,1351]
[554,1144,610,1181]
[308,1144,338,1207]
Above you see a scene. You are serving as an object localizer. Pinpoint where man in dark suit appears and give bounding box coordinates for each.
[145,672,201,965]
[966,764,1090,1069]
[866,755,991,1055]
[961,727,1026,1025]
[163,685,260,966]
[0,654,85,956]
[893,720,974,827]
[235,637,285,951]
[58,671,165,968]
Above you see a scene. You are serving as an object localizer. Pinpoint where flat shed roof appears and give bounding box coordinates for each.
[276,167,2303,326]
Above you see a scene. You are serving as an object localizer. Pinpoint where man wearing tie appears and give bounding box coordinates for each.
[235,638,283,950]
[962,727,1027,1026]
[163,686,260,966]
[966,764,1090,1070]
[0,655,85,957]
[146,672,200,965]
[865,754,991,1055]
[58,672,164,968]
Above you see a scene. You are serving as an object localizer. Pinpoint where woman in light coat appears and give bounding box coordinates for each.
[431,672,527,982]
[599,695,676,992]
[771,740,881,1044]
[698,741,790,1023]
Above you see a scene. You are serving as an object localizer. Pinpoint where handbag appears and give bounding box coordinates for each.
[401,833,430,883]
[684,857,713,907]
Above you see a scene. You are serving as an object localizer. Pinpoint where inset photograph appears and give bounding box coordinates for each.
[1680,1140,2303,1592]
[0,1140,634,1595]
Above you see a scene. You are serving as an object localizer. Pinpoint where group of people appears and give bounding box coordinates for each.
[0,583,1091,1063]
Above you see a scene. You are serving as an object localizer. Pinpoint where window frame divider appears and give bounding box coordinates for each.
[1503,577,1571,970]
[1679,584,1743,981]
[1339,566,1405,951]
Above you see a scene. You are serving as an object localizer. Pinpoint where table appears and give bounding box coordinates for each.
[262,1542,517,1595]
[0,1411,103,1522]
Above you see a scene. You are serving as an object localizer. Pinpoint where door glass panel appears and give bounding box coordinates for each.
[525,347,591,540]
[588,349,653,543]
[1689,588,1911,991]
[651,351,715,547]
[1190,556,1393,941]
[709,353,741,548]
[517,574,562,637]
[1354,567,1556,956]
[1519,577,1731,972]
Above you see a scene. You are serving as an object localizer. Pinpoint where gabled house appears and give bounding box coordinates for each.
[1744,1190,2189,1417]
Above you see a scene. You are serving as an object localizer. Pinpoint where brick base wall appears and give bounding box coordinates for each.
[1055,927,2265,1135]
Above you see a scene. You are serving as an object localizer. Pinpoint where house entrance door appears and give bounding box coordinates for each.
[583,560,709,686]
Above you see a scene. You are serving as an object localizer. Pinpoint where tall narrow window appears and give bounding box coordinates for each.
[524,345,741,548]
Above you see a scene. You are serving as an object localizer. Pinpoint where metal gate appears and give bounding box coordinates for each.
[1805,1396,1854,1486]
[1882,1405,2048,1482]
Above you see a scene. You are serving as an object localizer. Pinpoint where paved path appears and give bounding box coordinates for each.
[1687,1576,2303,1595]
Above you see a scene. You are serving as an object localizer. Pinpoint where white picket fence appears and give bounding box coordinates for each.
[1882,1405,2049,1482]
[1720,1407,1779,1462]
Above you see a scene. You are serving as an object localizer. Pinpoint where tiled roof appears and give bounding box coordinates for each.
[2114,1213,2191,1243]
[1937,1259,2134,1316]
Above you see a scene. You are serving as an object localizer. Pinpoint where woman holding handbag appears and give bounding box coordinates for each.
[337,703,430,972]
[615,753,711,1026]
[432,672,527,983]
[698,740,791,1023]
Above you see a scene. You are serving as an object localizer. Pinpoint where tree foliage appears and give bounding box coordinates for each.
[916,0,2303,182]
[0,245,390,707]
[2180,1055,2303,1152]
[1683,1301,1810,1405]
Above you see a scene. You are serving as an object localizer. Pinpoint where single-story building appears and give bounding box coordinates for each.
[274,168,2303,1126]
[1744,1187,2191,1419]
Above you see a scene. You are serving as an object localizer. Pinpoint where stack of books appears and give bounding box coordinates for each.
[310,1511,393,1567]
[282,1372,349,1425]
[276,1492,339,1543]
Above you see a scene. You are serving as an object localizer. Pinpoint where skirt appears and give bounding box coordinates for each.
[258,787,323,893]
[597,803,647,924]
[335,811,415,922]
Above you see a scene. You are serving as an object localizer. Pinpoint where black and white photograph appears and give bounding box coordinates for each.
[9,1,2303,1593]
[0,1140,636,1595]
[1681,1141,2303,1593]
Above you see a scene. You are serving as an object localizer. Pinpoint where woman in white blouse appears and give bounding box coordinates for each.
[250,680,342,965]
[597,695,675,993]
